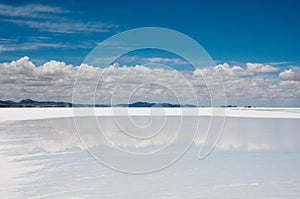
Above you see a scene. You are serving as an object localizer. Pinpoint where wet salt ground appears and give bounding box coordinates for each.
[0,115,300,198]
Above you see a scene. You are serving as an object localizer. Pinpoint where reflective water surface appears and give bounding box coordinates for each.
[0,116,300,198]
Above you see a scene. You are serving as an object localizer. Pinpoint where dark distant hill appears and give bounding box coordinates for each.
[0,99,198,108]
[0,99,72,107]
[118,102,196,108]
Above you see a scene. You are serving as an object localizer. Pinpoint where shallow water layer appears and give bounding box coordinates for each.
[0,116,299,198]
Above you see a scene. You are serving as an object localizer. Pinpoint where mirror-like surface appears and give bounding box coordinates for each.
[0,112,300,198]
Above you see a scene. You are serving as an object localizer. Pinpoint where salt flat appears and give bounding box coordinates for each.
[0,109,300,198]
[0,107,300,122]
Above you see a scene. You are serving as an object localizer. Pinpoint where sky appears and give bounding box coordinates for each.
[0,0,300,64]
[0,0,299,106]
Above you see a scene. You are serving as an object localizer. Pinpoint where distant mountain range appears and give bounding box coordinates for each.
[118,102,196,108]
[0,99,197,108]
[0,99,72,107]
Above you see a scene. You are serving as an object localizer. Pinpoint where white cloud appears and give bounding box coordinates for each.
[0,42,68,52]
[0,57,299,106]
[279,66,300,81]
[0,4,118,33]
[100,56,190,66]
[145,57,188,65]
[0,4,68,18]
[193,62,299,106]
[246,63,279,73]
[0,37,92,52]
[3,19,117,34]
[194,62,280,79]
[215,63,248,77]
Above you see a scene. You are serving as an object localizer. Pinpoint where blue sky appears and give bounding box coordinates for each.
[0,0,300,65]
[0,0,299,106]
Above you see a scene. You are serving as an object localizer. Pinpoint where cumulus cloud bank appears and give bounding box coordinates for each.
[246,63,279,73]
[279,66,300,81]
[0,57,299,106]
